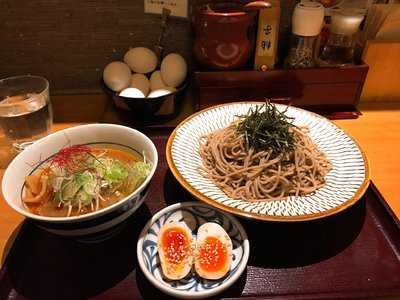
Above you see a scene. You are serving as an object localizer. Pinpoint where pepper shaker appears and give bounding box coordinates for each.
[285,1,325,69]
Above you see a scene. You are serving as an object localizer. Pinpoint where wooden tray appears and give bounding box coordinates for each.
[1,127,399,300]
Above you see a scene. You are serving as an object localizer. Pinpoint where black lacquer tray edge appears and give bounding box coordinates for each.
[1,181,399,300]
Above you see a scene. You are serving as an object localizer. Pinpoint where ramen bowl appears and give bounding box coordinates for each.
[2,124,158,239]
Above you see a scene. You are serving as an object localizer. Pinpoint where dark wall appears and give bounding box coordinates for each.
[0,0,295,94]
[0,0,192,94]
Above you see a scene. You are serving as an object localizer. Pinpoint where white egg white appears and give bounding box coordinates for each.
[158,222,195,280]
[195,222,232,280]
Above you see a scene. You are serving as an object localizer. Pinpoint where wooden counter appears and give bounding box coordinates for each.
[1,103,400,265]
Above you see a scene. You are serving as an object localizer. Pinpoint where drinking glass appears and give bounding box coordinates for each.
[0,75,53,152]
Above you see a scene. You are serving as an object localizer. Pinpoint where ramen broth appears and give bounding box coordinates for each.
[23,145,150,217]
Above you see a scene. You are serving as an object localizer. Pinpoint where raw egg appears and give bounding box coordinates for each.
[124,47,158,74]
[149,70,167,91]
[103,61,131,92]
[147,87,176,98]
[119,87,145,98]
[130,73,150,96]
[160,53,187,88]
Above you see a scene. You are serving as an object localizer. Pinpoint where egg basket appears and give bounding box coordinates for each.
[101,78,189,126]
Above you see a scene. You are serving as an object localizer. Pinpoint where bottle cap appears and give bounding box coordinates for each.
[292,1,325,37]
[331,9,364,35]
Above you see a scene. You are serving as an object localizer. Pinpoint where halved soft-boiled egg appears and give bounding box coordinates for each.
[158,222,194,280]
[195,222,232,280]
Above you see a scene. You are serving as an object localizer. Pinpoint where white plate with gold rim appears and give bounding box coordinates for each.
[166,102,370,222]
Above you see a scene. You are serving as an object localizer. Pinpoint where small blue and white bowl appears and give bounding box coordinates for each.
[1,124,158,239]
[137,202,250,299]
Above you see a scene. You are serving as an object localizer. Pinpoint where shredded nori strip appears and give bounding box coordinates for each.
[236,101,295,153]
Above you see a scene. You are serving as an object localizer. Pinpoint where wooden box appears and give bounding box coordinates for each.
[195,63,369,118]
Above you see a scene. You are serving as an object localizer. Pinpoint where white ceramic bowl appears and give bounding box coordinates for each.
[137,202,250,299]
[2,124,158,238]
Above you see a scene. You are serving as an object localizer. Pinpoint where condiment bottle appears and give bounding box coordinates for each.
[285,1,325,69]
[318,9,364,67]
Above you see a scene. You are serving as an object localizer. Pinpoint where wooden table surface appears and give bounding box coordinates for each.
[1,104,400,266]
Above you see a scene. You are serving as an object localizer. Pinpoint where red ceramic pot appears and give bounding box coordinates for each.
[193,2,260,70]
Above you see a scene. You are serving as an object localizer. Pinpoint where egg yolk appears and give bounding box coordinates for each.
[198,236,228,273]
[161,228,190,265]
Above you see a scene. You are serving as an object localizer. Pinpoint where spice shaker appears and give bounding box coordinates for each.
[285,1,325,69]
[318,9,364,67]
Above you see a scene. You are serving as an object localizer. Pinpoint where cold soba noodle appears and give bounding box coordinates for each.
[23,144,152,217]
[199,103,332,201]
